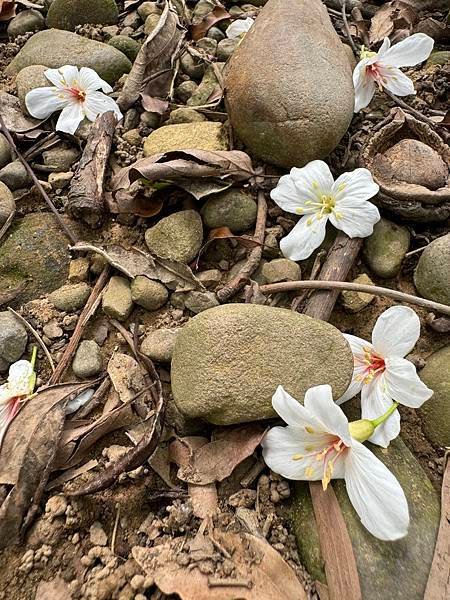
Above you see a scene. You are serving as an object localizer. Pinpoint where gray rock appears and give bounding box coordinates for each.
[196,269,222,288]
[108,35,141,62]
[140,111,160,129]
[261,258,301,283]
[15,65,49,114]
[0,213,74,305]
[144,13,161,35]
[341,273,375,313]
[207,26,225,42]
[201,190,257,233]
[121,129,142,147]
[197,37,217,56]
[363,218,410,278]
[7,9,45,39]
[0,134,11,170]
[43,320,63,339]
[145,210,203,264]
[175,80,198,103]
[143,122,228,156]
[6,29,131,85]
[192,0,215,21]
[184,290,219,314]
[0,182,15,227]
[171,304,353,425]
[166,107,207,125]
[141,328,180,363]
[102,276,133,321]
[0,312,28,373]
[89,521,108,546]
[46,0,119,31]
[137,2,161,20]
[180,51,205,80]
[187,64,225,107]
[0,161,31,191]
[225,0,354,168]
[130,276,168,311]
[292,437,439,600]
[43,145,80,172]
[414,233,450,306]
[48,283,91,312]
[48,171,73,190]
[217,38,239,61]
[72,340,102,379]
[419,346,450,447]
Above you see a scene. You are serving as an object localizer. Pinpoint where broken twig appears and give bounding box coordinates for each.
[8,307,55,372]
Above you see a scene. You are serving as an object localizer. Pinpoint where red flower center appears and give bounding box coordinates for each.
[67,87,86,102]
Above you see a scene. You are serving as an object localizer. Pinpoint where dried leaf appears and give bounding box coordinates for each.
[118,2,186,111]
[190,5,230,41]
[0,0,16,21]
[107,353,148,404]
[132,531,307,600]
[196,227,260,268]
[369,1,418,44]
[72,243,206,292]
[172,425,266,485]
[0,92,42,132]
[46,459,99,491]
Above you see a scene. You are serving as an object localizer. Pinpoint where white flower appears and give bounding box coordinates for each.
[0,359,35,448]
[338,306,433,448]
[270,160,380,261]
[353,33,434,113]
[261,384,409,541]
[25,65,123,135]
[226,17,254,39]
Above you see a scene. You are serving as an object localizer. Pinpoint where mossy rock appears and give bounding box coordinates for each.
[47,0,119,31]
[108,35,141,62]
[291,438,439,600]
[419,345,450,447]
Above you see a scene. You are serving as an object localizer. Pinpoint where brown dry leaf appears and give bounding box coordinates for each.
[196,226,261,268]
[46,459,98,491]
[0,0,16,21]
[132,530,307,600]
[0,92,42,132]
[369,1,418,44]
[35,576,72,600]
[190,5,230,41]
[0,382,92,547]
[118,2,186,111]
[107,352,148,405]
[72,243,206,292]
[112,149,255,202]
[172,425,266,485]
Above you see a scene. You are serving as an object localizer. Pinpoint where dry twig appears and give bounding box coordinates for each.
[341,0,358,56]
[8,307,55,372]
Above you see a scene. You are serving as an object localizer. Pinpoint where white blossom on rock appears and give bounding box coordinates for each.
[353,33,434,113]
[338,306,433,447]
[261,384,409,541]
[226,17,254,39]
[270,160,380,260]
[25,65,123,135]
[0,359,35,448]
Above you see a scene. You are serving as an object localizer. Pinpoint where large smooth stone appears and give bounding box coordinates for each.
[419,345,450,447]
[171,304,353,425]
[291,438,440,600]
[224,0,354,168]
[5,29,131,85]
[47,0,119,31]
[414,233,450,306]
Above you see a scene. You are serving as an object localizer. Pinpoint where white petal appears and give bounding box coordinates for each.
[280,213,328,261]
[8,360,34,396]
[361,380,400,447]
[303,385,352,445]
[226,17,254,39]
[290,160,334,197]
[44,65,79,88]
[79,67,112,93]
[270,173,316,215]
[25,87,68,119]
[272,385,317,428]
[382,68,415,97]
[376,37,392,59]
[55,102,84,135]
[329,198,380,239]
[384,357,433,408]
[336,334,370,404]
[345,441,409,541]
[372,306,419,358]
[83,91,123,122]
[382,33,434,68]
[353,60,376,112]
[333,168,379,203]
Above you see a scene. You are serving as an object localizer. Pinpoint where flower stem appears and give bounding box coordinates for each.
[29,346,38,395]
[371,402,399,429]
[30,346,38,370]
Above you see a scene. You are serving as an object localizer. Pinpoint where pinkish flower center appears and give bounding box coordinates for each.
[356,346,386,384]
[66,86,86,102]
[292,434,348,490]
[366,62,387,89]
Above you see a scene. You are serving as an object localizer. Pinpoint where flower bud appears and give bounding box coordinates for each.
[348,419,375,443]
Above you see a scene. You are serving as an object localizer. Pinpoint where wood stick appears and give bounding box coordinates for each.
[216,190,267,302]
[323,0,376,18]
[66,111,117,228]
[341,0,358,56]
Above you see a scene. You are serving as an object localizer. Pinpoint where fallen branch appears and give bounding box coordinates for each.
[66,111,117,228]
[0,113,78,245]
[385,91,436,128]
[216,190,267,302]
[260,279,450,316]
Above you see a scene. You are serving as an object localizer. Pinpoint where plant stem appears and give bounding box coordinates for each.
[371,402,399,429]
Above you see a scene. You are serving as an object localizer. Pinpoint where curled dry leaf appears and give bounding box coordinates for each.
[369,1,418,44]
[132,531,307,600]
[118,1,186,111]
[0,0,16,22]
[0,92,42,132]
[72,243,206,292]
[190,5,231,41]
[196,226,261,268]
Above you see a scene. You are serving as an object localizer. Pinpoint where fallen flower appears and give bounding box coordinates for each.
[25,65,123,135]
[261,384,409,541]
[270,160,380,260]
[353,33,434,113]
[226,17,254,39]
[338,306,433,447]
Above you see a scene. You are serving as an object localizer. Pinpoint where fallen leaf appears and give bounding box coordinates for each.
[171,425,266,485]
[107,353,148,405]
[46,459,99,491]
[0,0,16,22]
[72,243,206,292]
[369,1,418,44]
[196,226,260,268]
[0,92,43,132]
[118,2,186,111]
[190,5,230,41]
[132,530,307,600]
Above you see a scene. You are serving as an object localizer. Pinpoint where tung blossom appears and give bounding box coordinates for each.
[25,65,123,135]
[338,306,433,448]
[261,384,409,541]
[0,359,36,448]
[226,17,254,40]
[353,33,434,113]
[270,160,380,261]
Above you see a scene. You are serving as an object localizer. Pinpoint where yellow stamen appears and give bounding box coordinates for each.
[292,453,304,461]
[305,466,314,477]
[305,426,315,434]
